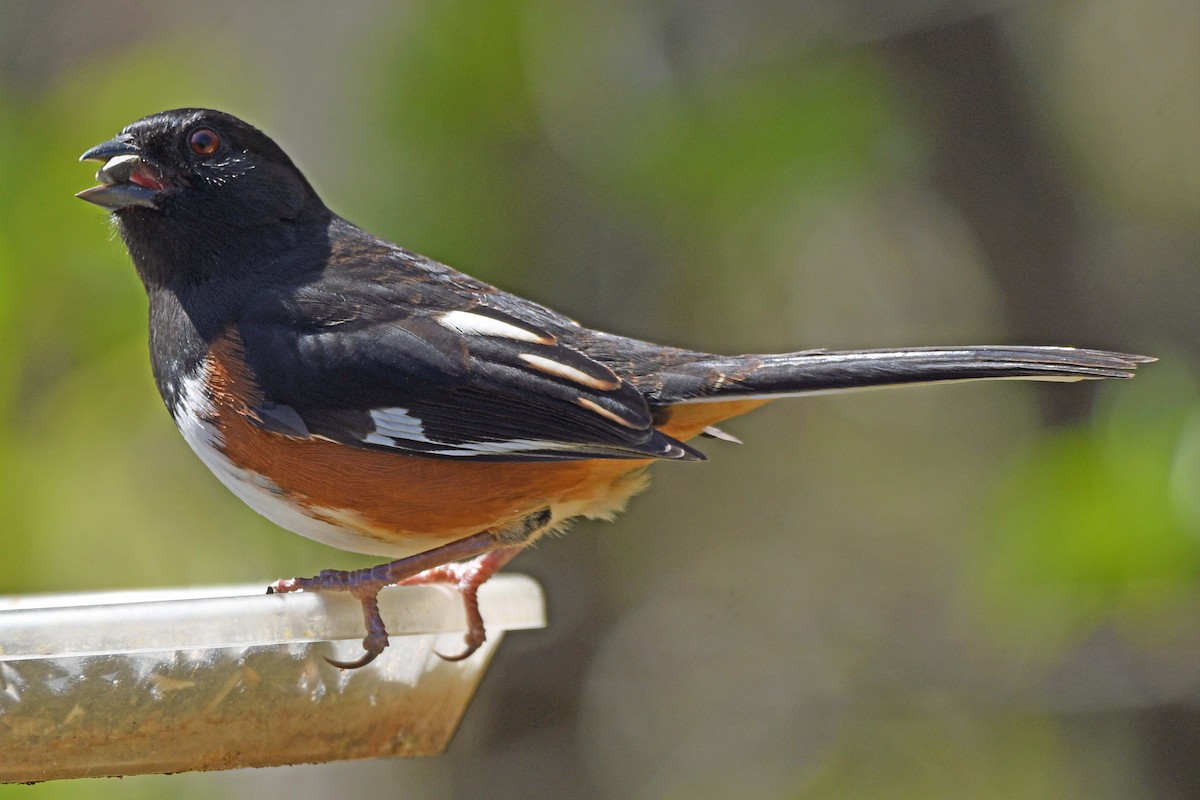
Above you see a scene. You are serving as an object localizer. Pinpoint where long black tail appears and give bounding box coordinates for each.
[654,346,1152,404]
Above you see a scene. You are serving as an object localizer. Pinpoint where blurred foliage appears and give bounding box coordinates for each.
[0,1,1194,798]
[800,712,1076,799]
[970,364,1200,659]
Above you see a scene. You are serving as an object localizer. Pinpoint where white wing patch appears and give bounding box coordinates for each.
[369,407,433,443]
[437,310,554,344]
[425,439,579,457]
[366,406,579,456]
[518,353,620,391]
[576,397,640,428]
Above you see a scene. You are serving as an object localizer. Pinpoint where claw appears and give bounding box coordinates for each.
[327,588,389,669]
[267,518,546,670]
[434,630,485,662]
[401,547,521,662]
[324,649,381,670]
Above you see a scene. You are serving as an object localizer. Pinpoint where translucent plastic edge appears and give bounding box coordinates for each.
[0,574,545,660]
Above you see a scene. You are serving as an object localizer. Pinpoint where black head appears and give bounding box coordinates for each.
[79,109,328,286]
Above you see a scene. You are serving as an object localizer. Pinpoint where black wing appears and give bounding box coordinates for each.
[235,260,702,462]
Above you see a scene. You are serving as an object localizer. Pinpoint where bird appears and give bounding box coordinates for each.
[77,108,1151,669]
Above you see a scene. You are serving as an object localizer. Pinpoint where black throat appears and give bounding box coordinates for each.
[126,206,335,414]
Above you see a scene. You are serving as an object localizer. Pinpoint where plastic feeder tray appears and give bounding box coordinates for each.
[0,575,545,782]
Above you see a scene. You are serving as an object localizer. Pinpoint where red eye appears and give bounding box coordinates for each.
[189,128,221,156]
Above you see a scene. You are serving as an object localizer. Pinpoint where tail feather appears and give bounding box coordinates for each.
[655,346,1153,404]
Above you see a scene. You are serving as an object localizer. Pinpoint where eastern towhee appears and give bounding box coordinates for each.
[77,109,1151,668]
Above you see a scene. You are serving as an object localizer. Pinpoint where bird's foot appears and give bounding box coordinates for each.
[397,546,522,661]
[269,511,548,669]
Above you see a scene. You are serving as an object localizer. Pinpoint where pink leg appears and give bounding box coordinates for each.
[271,511,547,669]
[398,546,523,661]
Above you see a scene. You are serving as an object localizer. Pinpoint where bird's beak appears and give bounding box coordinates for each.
[76,136,164,211]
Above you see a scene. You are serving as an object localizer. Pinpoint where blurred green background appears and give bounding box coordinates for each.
[0,1,1195,797]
